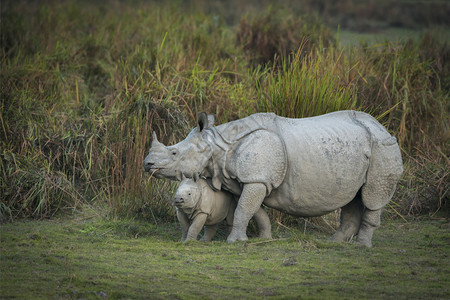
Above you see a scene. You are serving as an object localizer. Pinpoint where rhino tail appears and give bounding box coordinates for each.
[381,136,397,146]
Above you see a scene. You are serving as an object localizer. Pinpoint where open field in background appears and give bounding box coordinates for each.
[337,27,449,46]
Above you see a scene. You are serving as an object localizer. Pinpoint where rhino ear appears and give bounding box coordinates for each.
[175,170,183,181]
[193,172,200,183]
[207,115,215,127]
[198,112,213,132]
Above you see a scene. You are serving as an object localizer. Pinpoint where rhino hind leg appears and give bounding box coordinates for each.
[355,139,403,247]
[329,195,364,243]
[200,224,219,242]
[355,208,381,247]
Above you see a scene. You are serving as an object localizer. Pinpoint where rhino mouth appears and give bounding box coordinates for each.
[145,166,162,175]
[144,161,162,173]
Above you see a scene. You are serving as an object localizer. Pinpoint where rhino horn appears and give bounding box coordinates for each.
[176,170,187,181]
[151,131,163,147]
[198,112,214,131]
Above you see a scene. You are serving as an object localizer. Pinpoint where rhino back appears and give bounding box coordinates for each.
[210,111,399,216]
[264,111,374,216]
[214,113,278,145]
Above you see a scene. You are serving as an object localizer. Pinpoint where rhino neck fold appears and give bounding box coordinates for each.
[200,128,226,191]
[200,128,244,195]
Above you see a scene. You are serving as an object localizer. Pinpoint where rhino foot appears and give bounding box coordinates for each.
[258,230,272,239]
[330,232,372,247]
[227,230,248,243]
[355,235,373,247]
[328,231,347,243]
[354,240,372,247]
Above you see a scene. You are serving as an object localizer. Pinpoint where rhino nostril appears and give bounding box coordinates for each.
[144,162,158,172]
[144,162,156,170]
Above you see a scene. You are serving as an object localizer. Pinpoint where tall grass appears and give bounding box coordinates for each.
[1,1,448,222]
[256,48,357,118]
[349,38,449,152]
[0,1,250,221]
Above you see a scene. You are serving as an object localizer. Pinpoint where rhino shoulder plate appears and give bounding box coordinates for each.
[226,129,287,196]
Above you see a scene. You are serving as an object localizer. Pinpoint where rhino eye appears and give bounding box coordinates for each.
[171,150,177,156]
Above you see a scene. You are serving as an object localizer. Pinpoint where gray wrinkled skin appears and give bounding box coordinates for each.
[145,110,403,247]
[173,172,236,242]
[174,172,271,242]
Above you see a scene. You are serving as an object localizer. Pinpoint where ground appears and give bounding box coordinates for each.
[1,216,449,299]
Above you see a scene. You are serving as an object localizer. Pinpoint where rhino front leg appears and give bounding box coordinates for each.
[227,183,266,243]
[176,209,190,242]
[185,213,208,242]
[355,208,381,247]
[225,201,236,236]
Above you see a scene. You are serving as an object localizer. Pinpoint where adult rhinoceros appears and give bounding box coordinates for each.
[144,111,403,247]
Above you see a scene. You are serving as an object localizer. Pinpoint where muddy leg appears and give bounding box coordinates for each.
[329,195,364,243]
[356,208,381,247]
[227,183,266,243]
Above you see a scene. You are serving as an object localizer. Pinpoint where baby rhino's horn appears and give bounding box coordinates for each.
[176,170,187,181]
[193,172,199,182]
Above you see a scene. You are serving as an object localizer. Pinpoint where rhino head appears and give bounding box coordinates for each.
[172,171,202,213]
[144,113,214,180]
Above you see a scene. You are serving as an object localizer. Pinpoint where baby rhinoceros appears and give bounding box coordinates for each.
[173,171,236,242]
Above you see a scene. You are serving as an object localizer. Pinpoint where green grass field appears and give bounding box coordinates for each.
[1,217,449,299]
